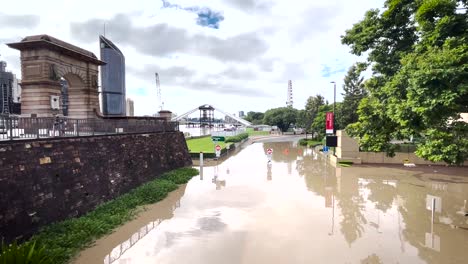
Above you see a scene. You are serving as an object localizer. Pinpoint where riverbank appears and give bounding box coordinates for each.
[15,167,199,264]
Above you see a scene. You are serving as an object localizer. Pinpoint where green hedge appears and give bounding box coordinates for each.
[4,167,199,264]
[225,133,249,143]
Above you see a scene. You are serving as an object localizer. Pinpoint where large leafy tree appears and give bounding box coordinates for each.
[342,0,468,164]
[244,111,264,125]
[296,95,325,130]
[340,63,367,128]
[263,107,298,132]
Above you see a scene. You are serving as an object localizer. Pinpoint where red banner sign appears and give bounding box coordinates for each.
[326,112,334,134]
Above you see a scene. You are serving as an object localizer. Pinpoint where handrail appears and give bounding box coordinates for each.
[0,115,179,141]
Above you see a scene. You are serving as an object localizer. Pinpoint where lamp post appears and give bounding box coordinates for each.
[330,81,336,134]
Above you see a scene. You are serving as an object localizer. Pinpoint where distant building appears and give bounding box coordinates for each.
[239,111,245,118]
[126,98,134,116]
[12,77,21,103]
[0,60,21,115]
[100,35,126,116]
[225,115,237,124]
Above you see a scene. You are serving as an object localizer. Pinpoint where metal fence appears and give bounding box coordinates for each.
[211,127,246,137]
[0,115,179,141]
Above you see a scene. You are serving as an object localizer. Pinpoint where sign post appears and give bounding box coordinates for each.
[266,148,273,162]
[215,144,221,158]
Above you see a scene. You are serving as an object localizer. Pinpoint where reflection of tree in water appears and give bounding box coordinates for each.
[335,174,367,246]
[300,152,335,197]
[298,148,366,246]
[360,254,383,264]
[365,180,397,213]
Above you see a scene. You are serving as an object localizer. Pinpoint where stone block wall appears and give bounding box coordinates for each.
[0,132,192,242]
[335,130,467,166]
[336,130,360,158]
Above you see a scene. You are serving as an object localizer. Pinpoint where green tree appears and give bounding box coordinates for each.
[340,64,367,128]
[303,95,326,131]
[263,107,298,132]
[342,0,468,164]
[244,111,264,125]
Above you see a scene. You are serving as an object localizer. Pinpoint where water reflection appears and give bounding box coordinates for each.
[360,254,383,264]
[267,162,272,181]
[104,219,163,264]
[295,142,468,262]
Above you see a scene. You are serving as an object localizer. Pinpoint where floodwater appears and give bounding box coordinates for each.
[74,139,468,264]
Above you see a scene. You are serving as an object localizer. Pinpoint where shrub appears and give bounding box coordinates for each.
[225,133,249,143]
[161,167,200,184]
[0,240,52,264]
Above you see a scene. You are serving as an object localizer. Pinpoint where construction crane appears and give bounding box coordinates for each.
[155,72,163,111]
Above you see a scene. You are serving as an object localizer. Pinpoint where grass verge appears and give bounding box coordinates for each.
[18,167,199,264]
[338,161,354,167]
[186,136,228,153]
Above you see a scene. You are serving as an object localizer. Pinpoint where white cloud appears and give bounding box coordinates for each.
[0,0,385,117]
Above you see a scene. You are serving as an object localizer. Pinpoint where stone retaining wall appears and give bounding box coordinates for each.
[0,132,192,241]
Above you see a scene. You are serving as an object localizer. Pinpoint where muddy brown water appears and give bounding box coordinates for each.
[74,139,468,264]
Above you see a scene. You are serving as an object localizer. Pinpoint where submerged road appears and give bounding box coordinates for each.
[75,137,468,264]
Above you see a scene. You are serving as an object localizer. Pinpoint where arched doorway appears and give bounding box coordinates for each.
[59,77,69,116]
[61,73,88,119]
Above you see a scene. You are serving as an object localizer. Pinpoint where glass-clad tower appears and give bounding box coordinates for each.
[100,35,126,116]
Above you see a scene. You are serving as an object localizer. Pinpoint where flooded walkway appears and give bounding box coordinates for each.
[74,139,468,264]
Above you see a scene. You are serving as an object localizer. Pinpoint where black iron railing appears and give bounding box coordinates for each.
[0,115,179,141]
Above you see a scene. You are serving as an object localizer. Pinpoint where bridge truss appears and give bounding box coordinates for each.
[172,104,252,126]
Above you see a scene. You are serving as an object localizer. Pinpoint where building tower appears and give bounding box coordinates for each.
[0,60,13,115]
[286,80,293,107]
[100,35,126,116]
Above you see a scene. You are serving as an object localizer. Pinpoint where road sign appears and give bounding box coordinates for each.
[266,148,273,162]
[212,136,225,142]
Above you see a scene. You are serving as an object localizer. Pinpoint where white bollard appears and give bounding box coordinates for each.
[200,152,204,166]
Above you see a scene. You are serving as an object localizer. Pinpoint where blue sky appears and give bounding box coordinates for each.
[0,0,385,117]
